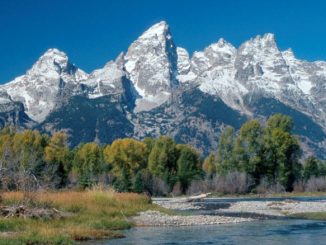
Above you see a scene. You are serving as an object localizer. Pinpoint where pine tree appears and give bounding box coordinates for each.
[133,171,144,193]
[113,167,131,192]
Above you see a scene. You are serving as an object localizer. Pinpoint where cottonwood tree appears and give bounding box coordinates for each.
[176,144,201,194]
[233,120,264,186]
[73,142,104,188]
[44,132,71,188]
[148,136,178,190]
[104,138,147,191]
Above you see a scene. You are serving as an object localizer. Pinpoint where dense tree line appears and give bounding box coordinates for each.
[202,114,326,193]
[0,128,202,195]
[0,114,325,195]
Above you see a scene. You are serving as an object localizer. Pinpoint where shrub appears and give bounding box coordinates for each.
[305,177,326,192]
[255,178,285,194]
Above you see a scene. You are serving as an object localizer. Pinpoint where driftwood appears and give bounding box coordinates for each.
[186,193,211,202]
[0,205,68,219]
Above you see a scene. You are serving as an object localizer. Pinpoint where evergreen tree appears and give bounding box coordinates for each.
[44,132,70,187]
[133,171,144,193]
[113,167,131,192]
[303,156,322,181]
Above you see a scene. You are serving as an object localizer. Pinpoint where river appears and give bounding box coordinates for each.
[90,196,326,245]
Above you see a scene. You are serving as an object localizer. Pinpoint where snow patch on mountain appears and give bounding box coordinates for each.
[124,21,179,112]
[0,48,88,122]
[1,21,325,136]
[83,53,126,98]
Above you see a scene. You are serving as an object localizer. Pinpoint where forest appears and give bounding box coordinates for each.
[0,113,325,196]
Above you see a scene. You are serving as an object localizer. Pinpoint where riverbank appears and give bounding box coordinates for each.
[0,190,162,244]
[131,196,326,227]
[132,210,254,226]
[1,192,326,244]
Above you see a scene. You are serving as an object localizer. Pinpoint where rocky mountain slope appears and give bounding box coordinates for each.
[1,21,325,158]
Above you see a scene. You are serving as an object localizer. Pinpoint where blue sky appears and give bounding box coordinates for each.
[1,0,326,83]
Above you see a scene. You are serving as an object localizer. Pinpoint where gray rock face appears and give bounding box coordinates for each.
[0,21,325,158]
[124,21,179,112]
[0,91,34,128]
[0,49,88,122]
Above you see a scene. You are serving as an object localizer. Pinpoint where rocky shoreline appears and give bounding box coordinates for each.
[132,210,253,226]
[131,197,326,227]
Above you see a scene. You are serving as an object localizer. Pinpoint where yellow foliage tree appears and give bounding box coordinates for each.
[104,138,147,177]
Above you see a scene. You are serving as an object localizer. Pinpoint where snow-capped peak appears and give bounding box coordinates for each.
[39,48,67,60]
[191,38,236,75]
[28,48,69,75]
[282,48,296,61]
[124,21,178,112]
[138,21,169,40]
[239,33,279,55]
[0,48,88,122]
[206,38,236,59]
[1,23,325,137]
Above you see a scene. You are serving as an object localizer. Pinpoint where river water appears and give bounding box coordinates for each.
[92,196,326,245]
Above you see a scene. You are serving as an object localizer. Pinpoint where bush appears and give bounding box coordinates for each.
[293,180,305,192]
[255,178,285,194]
[186,172,251,195]
[133,172,144,193]
[186,180,209,195]
[171,182,182,197]
[305,177,326,192]
[139,170,169,196]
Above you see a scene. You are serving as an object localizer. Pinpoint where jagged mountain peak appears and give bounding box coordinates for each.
[41,48,67,58]
[28,48,70,75]
[205,38,236,58]
[124,20,178,112]
[1,48,88,123]
[176,47,191,76]
[0,23,325,158]
[239,33,279,54]
[250,33,276,46]
[282,48,296,61]
[139,21,170,40]
[257,33,275,41]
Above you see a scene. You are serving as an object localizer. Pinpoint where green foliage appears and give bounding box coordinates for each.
[215,114,303,192]
[104,138,147,178]
[44,132,71,187]
[73,142,104,188]
[303,156,326,181]
[0,128,49,190]
[133,171,144,193]
[148,136,178,189]
[266,113,294,133]
[176,144,201,193]
[0,113,322,195]
[264,115,301,191]
[113,167,131,192]
[233,120,264,186]
[202,153,216,177]
[216,127,237,175]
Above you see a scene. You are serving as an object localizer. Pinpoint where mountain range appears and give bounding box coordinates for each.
[1,21,325,158]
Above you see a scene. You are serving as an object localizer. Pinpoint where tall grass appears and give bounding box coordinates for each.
[0,190,159,244]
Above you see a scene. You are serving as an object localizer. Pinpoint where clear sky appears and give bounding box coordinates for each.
[1,0,326,83]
